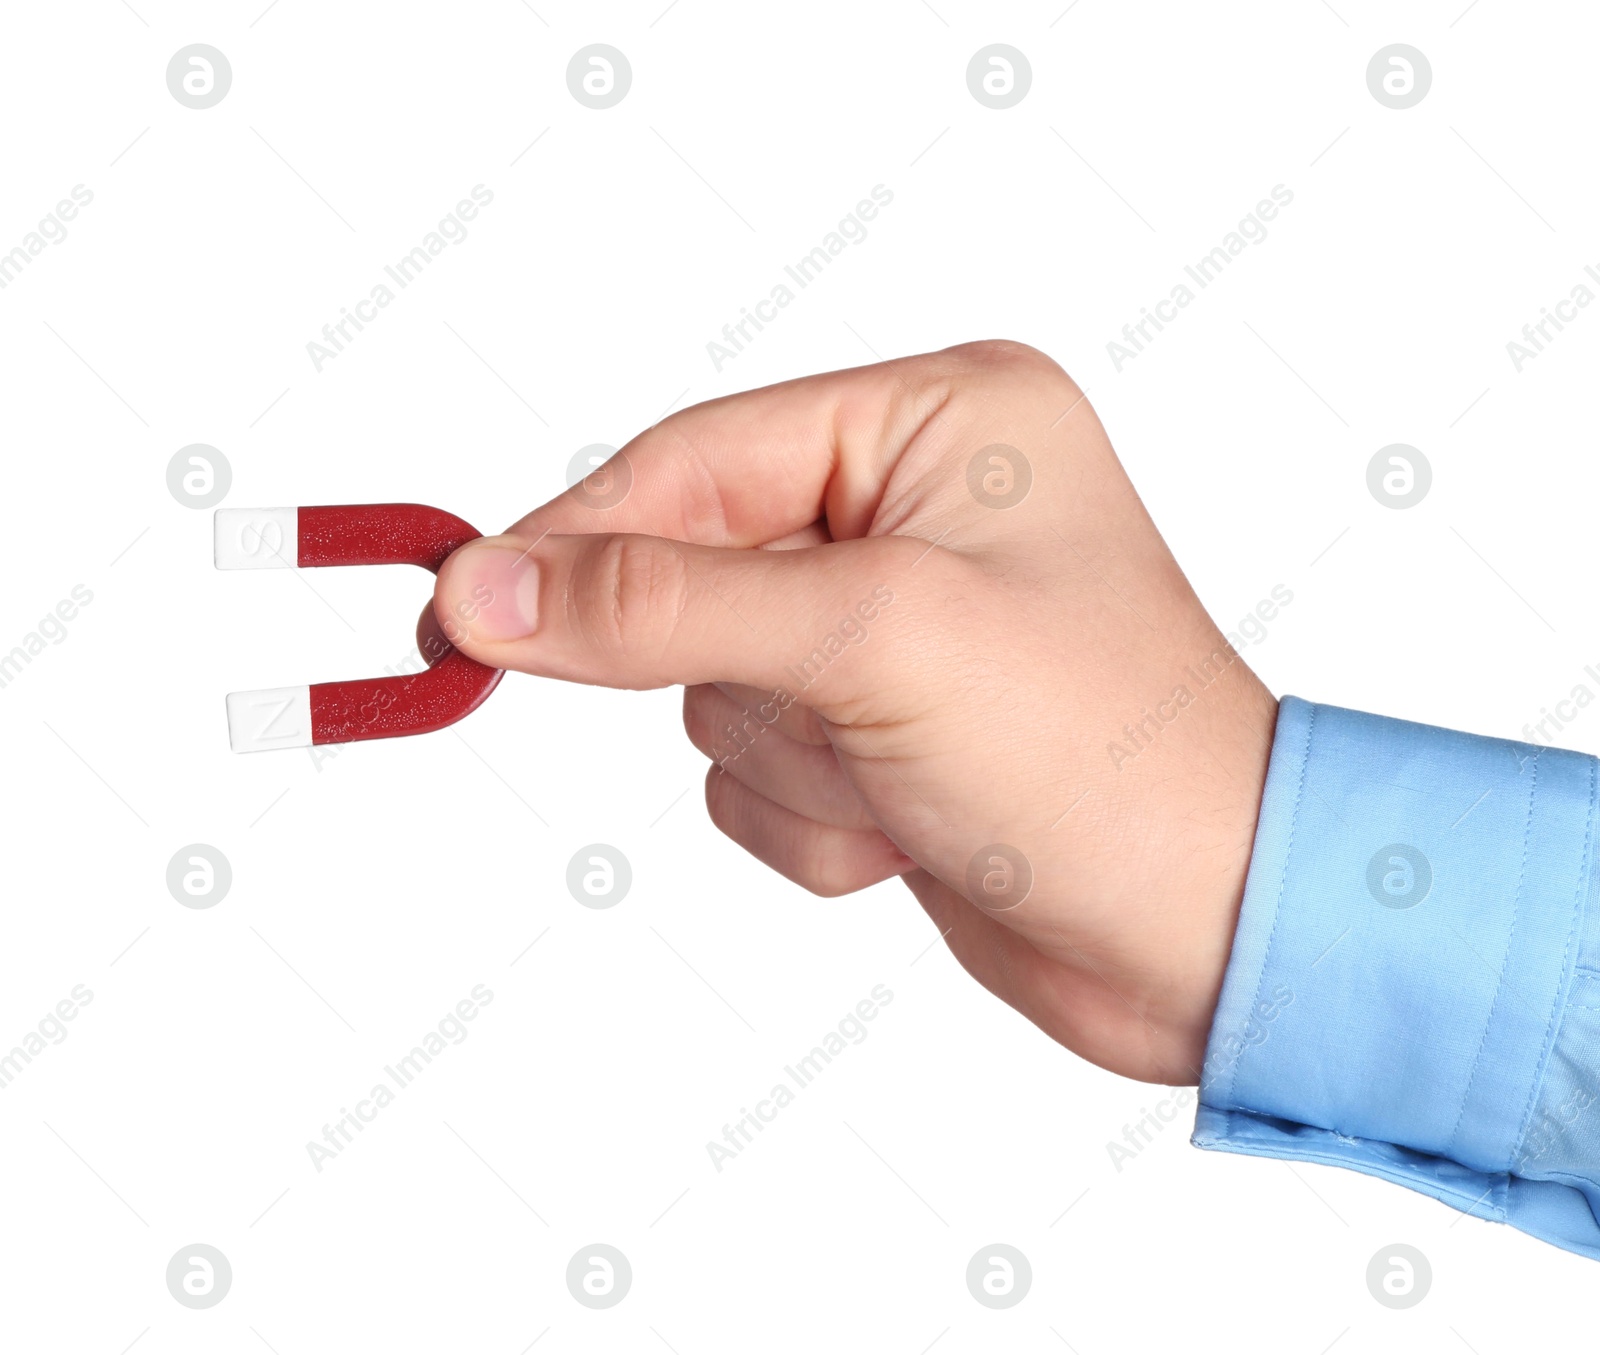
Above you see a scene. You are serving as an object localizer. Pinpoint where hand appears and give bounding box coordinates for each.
[432,341,1277,1085]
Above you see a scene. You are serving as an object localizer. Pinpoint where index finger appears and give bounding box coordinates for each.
[505,345,972,548]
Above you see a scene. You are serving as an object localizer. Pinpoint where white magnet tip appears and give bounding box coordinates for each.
[215,508,298,570]
[226,685,313,753]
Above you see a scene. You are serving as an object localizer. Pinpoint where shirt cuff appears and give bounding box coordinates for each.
[1192,695,1600,1261]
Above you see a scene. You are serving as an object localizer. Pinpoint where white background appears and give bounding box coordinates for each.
[1,0,1596,1350]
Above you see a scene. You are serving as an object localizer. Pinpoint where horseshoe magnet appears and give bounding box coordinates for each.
[215,503,504,753]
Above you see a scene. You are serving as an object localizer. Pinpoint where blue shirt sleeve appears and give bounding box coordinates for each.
[1192,695,1600,1260]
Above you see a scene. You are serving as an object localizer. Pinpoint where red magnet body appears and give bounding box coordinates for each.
[216,504,504,753]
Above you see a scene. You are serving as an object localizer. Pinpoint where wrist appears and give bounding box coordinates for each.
[1133,682,1279,1085]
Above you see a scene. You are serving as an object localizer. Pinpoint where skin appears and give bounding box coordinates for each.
[432,341,1279,1086]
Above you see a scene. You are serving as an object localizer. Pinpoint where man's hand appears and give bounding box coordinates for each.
[433,341,1277,1085]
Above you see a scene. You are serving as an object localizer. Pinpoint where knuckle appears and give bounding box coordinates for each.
[655,419,735,540]
[800,843,867,898]
[681,686,717,755]
[942,339,1081,407]
[584,535,691,655]
[804,868,855,899]
[703,764,739,836]
[620,412,735,542]
[948,337,1061,376]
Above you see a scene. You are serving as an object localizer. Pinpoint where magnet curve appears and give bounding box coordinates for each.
[215,503,505,753]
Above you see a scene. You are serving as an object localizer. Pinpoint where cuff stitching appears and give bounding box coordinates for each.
[1446,750,1540,1156]
[1509,753,1598,1170]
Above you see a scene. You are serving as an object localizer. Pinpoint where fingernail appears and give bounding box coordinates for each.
[443,541,540,642]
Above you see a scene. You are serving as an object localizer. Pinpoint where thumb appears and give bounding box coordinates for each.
[432,531,935,706]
